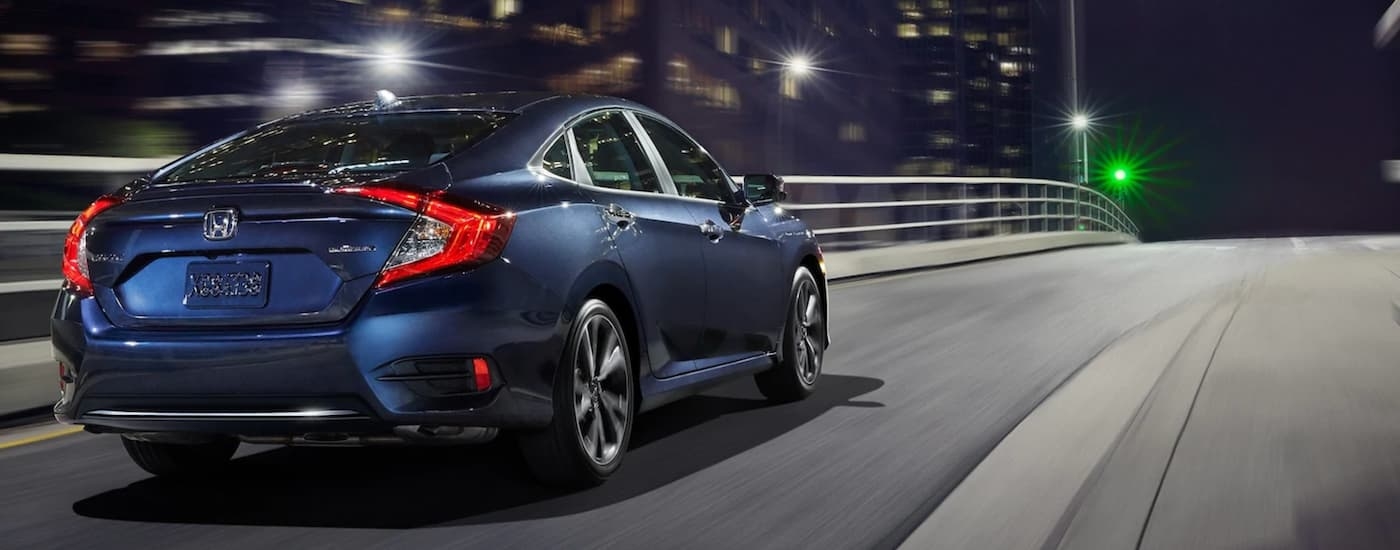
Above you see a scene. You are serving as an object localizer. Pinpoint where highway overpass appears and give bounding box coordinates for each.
[1,160,1397,549]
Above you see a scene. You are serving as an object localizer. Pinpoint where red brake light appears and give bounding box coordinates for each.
[334,185,515,288]
[62,194,125,295]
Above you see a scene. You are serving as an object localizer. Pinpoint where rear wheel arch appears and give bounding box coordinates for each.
[558,261,648,396]
[584,284,644,405]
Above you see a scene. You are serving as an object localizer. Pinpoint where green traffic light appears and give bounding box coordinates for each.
[1113,169,1127,181]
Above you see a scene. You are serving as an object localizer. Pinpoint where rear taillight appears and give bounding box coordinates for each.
[334,186,515,288]
[62,194,125,295]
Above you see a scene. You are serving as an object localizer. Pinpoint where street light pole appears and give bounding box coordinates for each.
[1068,0,1084,230]
[1071,114,1089,230]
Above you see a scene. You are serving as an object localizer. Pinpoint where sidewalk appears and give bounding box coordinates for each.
[903,252,1400,549]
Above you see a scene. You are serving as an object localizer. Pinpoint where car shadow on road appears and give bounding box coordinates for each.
[71,374,883,529]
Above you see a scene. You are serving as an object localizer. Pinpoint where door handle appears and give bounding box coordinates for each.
[604,203,635,227]
[699,219,723,242]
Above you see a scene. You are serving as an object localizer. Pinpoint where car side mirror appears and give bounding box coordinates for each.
[743,174,786,204]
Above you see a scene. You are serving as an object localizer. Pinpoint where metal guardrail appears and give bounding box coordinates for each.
[778,175,1137,239]
[0,157,1138,313]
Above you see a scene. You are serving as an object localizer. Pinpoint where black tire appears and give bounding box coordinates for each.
[120,436,239,477]
[756,266,825,402]
[518,298,635,488]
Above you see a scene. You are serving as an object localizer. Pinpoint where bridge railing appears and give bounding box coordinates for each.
[774,176,1137,248]
[0,157,1138,342]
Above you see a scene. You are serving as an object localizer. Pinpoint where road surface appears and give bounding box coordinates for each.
[0,237,1369,549]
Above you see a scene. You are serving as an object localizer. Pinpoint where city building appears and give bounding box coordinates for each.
[893,0,1061,179]
[0,0,900,177]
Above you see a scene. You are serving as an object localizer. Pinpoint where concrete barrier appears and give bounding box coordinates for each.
[823,231,1136,280]
[0,231,1134,418]
[0,340,55,418]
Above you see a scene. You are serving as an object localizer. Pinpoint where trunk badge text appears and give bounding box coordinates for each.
[329,244,376,254]
[203,208,238,241]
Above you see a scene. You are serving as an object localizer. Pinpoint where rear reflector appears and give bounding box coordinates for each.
[472,357,491,391]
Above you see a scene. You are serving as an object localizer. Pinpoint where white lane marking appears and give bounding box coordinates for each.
[1291,237,1308,251]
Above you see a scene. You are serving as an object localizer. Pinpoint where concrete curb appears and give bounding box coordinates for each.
[823,232,1136,281]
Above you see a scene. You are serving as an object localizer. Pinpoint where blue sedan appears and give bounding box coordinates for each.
[51,92,828,487]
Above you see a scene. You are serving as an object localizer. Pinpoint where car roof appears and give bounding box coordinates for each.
[266,91,675,181]
[279,92,646,121]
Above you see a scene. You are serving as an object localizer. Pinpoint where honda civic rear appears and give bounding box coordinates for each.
[51,107,555,455]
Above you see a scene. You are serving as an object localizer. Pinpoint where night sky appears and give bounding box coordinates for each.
[1086,0,1400,241]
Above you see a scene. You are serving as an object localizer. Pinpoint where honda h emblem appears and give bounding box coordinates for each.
[203,208,238,241]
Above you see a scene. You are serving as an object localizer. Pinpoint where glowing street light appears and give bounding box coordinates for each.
[783,55,813,77]
[1071,114,1090,131]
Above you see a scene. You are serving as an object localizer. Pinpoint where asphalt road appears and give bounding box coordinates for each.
[0,237,1360,549]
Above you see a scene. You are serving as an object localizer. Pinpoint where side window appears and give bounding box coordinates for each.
[571,112,662,193]
[541,136,572,179]
[637,116,731,201]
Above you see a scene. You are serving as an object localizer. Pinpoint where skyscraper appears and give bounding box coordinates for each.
[894,0,1041,178]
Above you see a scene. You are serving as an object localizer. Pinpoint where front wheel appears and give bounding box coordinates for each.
[518,298,635,488]
[756,266,826,402]
[120,436,239,477]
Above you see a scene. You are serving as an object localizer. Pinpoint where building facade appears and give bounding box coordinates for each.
[893,0,1046,178]
[0,0,901,177]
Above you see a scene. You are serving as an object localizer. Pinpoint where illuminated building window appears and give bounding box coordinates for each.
[839,123,867,142]
[999,61,1022,77]
[716,26,737,55]
[996,5,1025,18]
[79,41,129,61]
[996,31,1025,47]
[970,77,990,90]
[898,1,918,10]
[492,0,520,20]
[964,30,988,43]
[666,55,741,110]
[927,23,951,37]
[897,23,918,38]
[780,74,800,99]
[0,69,50,82]
[532,23,594,45]
[547,53,642,95]
[928,133,956,149]
[928,89,954,104]
[381,6,411,20]
[0,34,52,56]
[929,0,951,9]
[1001,146,1024,158]
[966,166,990,177]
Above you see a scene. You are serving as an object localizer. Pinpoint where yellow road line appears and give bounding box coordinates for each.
[0,425,83,451]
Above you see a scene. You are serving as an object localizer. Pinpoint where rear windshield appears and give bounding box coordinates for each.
[159,111,514,183]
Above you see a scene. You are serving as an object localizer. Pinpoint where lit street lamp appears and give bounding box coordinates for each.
[1069,112,1092,229]
[783,55,813,77]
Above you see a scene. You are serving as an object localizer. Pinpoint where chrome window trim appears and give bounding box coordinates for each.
[621,110,680,196]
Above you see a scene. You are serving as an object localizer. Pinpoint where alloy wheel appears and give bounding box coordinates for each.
[572,313,630,465]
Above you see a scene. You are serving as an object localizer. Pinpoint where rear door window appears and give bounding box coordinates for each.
[570,111,664,194]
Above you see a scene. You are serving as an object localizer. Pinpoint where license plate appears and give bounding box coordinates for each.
[184,261,270,309]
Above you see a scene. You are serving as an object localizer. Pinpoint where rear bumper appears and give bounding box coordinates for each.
[52,261,565,435]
